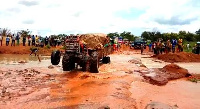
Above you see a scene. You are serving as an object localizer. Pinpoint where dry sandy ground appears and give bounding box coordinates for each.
[0,50,200,109]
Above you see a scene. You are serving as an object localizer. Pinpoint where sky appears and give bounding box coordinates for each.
[0,0,200,36]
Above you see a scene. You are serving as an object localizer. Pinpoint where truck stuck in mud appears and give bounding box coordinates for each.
[51,33,112,73]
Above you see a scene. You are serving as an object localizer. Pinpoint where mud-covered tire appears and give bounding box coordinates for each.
[82,55,90,72]
[62,54,71,71]
[82,61,90,72]
[90,51,99,73]
[51,50,61,65]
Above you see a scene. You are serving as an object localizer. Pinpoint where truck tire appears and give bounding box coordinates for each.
[51,50,61,65]
[82,55,90,72]
[62,54,71,71]
[90,51,99,73]
[82,60,90,72]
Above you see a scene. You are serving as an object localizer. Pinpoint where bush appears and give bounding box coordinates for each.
[45,44,51,49]
[188,76,200,83]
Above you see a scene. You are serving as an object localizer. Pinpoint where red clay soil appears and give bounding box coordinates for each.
[144,64,191,86]
[153,52,200,63]
[0,46,64,56]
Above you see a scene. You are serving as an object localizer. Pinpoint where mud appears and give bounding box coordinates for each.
[153,52,200,63]
[0,68,57,104]
[0,45,64,55]
[0,49,200,109]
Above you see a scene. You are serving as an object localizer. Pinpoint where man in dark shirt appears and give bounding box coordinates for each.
[23,36,26,46]
[32,35,35,46]
[45,36,49,46]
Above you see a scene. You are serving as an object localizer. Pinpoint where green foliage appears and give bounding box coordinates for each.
[120,31,135,41]
[45,44,51,49]
[141,29,200,42]
[183,41,196,53]
[18,29,31,37]
[107,31,135,41]
[107,32,120,39]
[188,76,200,83]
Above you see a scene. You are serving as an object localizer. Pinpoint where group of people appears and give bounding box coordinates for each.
[0,34,64,47]
[147,39,185,55]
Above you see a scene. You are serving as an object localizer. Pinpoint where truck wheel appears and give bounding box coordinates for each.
[90,51,99,73]
[62,54,71,71]
[51,50,61,65]
[82,60,90,72]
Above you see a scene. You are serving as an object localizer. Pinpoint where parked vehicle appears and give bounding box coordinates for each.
[130,38,146,49]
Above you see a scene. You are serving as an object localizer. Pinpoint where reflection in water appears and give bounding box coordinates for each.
[0,54,54,68]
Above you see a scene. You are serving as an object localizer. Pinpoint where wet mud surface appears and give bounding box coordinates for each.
[0,50,200,109]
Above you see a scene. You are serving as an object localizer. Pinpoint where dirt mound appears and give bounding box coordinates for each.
[78,33,110,49]
[143,64,191,86]
[161,64,191,79]
[153,52,200,63]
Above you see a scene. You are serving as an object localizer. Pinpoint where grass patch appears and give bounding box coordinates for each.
[183,41,196,53]
[45,44,51,49]
[188,76,200,83]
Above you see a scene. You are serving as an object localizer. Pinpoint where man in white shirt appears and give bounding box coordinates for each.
[186,43,190,50]
[11,34,16,46]
[0,34,2,46]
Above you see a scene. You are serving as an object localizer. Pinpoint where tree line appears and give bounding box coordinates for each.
[1,27,200,42]
[141,29,200,42]
[107,29,200,42]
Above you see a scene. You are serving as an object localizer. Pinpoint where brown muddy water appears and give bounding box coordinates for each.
[0,53,200,109]
[0,54,57,69]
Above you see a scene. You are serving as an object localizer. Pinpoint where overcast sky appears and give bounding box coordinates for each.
[0,0,199,36]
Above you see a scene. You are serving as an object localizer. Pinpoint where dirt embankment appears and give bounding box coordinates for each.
[152,52,200,63]
[142,64,191,85]
[0,68,57,103]
[0,46,64,55]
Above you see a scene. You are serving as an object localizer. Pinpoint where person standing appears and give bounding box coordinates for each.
[35,35,39,46]
[6,35,10,46]
[32,35,35,46]
[28,35,31,46]
[0,34,3,46]
[149,43,152,52]
[171,39,177,53]
[186,43,190,50]
[11,34,16,46]
[141,44,144,54]
[23,36,26,46]
[45,36,48,46]
[16,34,20,46]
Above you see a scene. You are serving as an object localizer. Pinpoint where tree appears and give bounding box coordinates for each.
[178,31,187,39]
[141,31,150,40]
[120,31,134,41]
[107,32,120,39]
[195,29,200,41]
[185,32,195,41]
[195,29,200,35]
[0,28,11,37]
[18,29,31,37]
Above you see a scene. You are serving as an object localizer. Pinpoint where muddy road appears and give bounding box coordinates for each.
[0,50,200,109]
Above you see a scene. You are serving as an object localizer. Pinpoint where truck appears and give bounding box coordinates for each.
[130,37,146,49]
[50,33,112,73]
